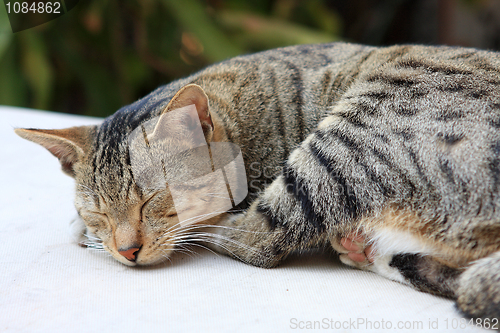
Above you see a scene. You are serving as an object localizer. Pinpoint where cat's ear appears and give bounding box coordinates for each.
[14,126,96,177]
[163,84,213,140]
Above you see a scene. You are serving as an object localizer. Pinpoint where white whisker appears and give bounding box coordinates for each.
[170,230,269,262]
[182,242,219,256]
[202,194,230,199]
[175,210,228,225]
[180,222,277,235]
[77,184,99,198]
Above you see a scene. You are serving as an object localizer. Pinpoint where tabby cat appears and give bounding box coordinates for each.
[15,43,500,320]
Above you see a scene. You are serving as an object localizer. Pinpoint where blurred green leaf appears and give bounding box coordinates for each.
[217,10,339,49]
[53,31,122,117]
[0,43,28,107]
[303,0,342,35]
[161,0,243,62]
[19,31,54,110]
[0,2,13,60]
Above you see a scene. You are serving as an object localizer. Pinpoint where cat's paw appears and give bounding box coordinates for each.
[69,215,87,246]
[331,232,375,269]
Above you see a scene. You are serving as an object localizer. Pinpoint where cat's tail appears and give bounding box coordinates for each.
[455,251,500,320]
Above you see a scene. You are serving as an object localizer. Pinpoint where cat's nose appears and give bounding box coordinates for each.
[118,246,141,262]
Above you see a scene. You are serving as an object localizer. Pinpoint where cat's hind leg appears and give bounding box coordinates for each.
[385,251,500,319]
[333,221,500,319]
[331,225,462,294]
[456,251,500,319]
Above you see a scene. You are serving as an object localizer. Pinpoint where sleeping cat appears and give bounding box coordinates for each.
[15,43,500,320]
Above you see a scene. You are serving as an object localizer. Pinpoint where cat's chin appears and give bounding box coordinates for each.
[110,253,162,267]
[108,248,173,267]
[114,255,139,266]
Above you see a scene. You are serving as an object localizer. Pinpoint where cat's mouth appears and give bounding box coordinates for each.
[107,240,175,266]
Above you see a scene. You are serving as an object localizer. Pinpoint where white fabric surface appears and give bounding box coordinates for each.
[0,106,487,332]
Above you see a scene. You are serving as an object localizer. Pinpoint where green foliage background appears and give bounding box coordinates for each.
[0,0,496,117]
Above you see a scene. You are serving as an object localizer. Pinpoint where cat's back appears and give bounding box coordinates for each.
[96,42,375,150]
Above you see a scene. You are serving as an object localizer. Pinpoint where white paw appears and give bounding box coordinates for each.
[69,215,87,244]
[331,232,375,270]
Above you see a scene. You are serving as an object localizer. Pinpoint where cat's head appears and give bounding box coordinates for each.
[15,84,243,266]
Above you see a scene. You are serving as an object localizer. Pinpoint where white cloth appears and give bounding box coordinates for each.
[0,106,486,332]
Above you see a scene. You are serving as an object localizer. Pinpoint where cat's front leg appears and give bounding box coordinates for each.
[207,202,294,268]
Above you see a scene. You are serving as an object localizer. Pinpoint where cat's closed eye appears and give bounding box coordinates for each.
[78,211,108,233]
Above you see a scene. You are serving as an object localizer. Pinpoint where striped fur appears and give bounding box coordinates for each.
[15,43,500,320]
